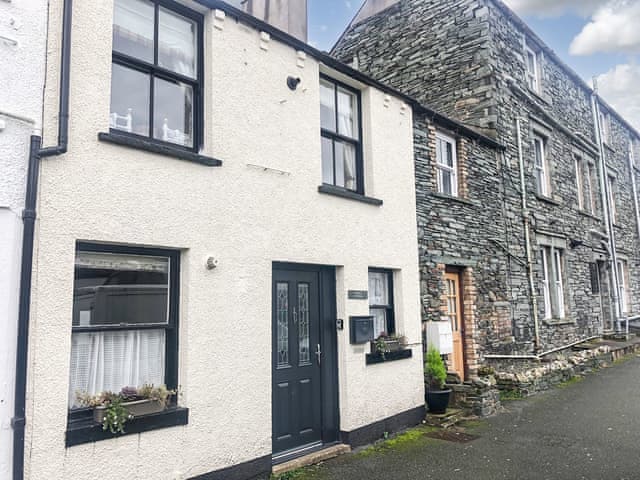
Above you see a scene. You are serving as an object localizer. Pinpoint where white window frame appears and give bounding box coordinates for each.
[540,246,567,320]
[553,249,565,319]
[585,162,596,215]
[435,131,458,197]
[533,134,550,196]
[541,248,552,320]
[599,110,611,145]
[575,155,584,210]
[617,260,628,313]
[525,44,540,93]
[608,175,617,224]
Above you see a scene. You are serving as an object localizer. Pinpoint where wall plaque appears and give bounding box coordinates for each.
[348,290,368,300]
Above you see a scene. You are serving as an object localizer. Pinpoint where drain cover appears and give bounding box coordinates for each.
[425,430,479,443]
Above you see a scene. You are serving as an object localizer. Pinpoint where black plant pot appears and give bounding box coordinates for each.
[425,388,451,414]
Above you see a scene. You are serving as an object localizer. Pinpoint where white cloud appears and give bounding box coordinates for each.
[595,63,640,131]
[502,0,602,17]
[570,1,640,55]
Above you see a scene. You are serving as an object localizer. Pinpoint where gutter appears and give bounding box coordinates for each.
[516,117,541,350]
[591,89,623,334]
[12,0,72,478]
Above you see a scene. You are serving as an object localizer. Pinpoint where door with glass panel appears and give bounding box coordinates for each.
[272,268,323,455]
[444,272,465,381]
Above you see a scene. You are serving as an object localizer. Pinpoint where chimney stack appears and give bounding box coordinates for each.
[232,0,308,43]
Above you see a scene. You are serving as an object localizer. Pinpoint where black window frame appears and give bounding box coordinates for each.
[67,241,180,424]
[368,268,395,335]
[109,0,204,153]
[320,74,365,195]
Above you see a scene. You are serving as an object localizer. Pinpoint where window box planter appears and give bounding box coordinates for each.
[370,338,401,353]
[93,399,165,424]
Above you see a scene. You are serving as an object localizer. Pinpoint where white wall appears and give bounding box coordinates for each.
[0,0,48,477]
[27,2,423,479]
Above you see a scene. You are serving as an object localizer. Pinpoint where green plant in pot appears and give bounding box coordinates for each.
[424,345,451,414]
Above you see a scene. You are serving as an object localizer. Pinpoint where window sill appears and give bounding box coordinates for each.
[366,348,412,365]
[542,318,576,326]
[430,192,476,206]
[318,184,383,206]
[98,132,222,167]
[65,407,189,447]
[535,193,560,206]
[526,86,552,106]
[578,210,601,221]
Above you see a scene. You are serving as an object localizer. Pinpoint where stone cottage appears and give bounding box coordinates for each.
[333,0,640,377]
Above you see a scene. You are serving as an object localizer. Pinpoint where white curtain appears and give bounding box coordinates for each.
[337,90,357,190]
[69,329,165,408]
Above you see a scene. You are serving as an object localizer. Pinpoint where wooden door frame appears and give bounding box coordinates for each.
[272,262,340,460]
[445,266,466,380]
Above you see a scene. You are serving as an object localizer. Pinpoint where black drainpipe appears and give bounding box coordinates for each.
[12,0,72,478]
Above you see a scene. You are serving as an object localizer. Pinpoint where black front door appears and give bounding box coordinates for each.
[272,267,325,456]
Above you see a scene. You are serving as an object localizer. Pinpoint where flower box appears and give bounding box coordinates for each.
[93,399,165,424]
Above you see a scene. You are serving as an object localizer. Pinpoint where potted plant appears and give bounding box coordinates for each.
[371,332,402,359]
[424,345,451,414]
[76,384,176,434]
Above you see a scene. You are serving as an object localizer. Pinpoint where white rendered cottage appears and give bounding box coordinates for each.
[21,0,424,478]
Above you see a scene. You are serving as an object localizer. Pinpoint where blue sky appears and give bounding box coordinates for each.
[307,0,640,130]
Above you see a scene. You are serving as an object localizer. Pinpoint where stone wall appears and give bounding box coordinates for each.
[333,0,640,359]
[333,0,495,134]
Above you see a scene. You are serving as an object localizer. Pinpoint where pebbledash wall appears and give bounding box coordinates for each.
[26,1,423,479]
[333,0,640,363]
[0,0,48,477]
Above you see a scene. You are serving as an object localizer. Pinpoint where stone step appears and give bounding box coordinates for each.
[425,408,464,429]
[272,443,351,476]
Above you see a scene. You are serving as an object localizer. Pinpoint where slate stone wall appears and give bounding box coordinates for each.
[334,0,640,359]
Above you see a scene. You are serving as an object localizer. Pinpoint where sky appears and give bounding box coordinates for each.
[307,0,640,131]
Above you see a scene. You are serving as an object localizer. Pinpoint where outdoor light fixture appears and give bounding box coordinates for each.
[287,76,301,90]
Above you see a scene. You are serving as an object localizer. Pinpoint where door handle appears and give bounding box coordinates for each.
[315,343,321,366]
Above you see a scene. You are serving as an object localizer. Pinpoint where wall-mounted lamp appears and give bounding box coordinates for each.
[206,256,219,270]
[287,76,301,91]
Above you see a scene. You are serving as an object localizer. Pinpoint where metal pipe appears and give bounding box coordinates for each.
[591,88,622,333]
[516,118,541,350]
[627,140,640,337]
[12,1,73,478]
[11,137,41,480]
[484,335,600,360]
[39,0,72,157]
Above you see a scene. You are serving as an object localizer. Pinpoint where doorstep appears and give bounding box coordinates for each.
[271,444,351,476]
[425,408,464,429]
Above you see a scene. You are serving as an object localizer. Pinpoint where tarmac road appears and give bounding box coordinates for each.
[273,355,640,480]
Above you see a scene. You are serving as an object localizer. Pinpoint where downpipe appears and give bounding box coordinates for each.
[591,89,623,334]
[12,0,72,479]
[516,118,541,350]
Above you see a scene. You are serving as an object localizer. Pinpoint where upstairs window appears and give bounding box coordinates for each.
[368,269,395,338]
[320,76,363,193]
[435,132,458,197]
[525,44,540,93]
[599,110,611,145]
[109,0,203,150]
[585,163,596,215]
[575,155,584,210]
[608,175,617,224]
[540,247,566,320]
[533,134,551,197]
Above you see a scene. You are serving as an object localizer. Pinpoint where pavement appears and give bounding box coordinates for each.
[271,355,640,480]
